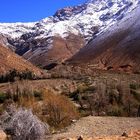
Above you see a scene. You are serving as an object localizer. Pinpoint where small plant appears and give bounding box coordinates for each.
[107,105,123,116]
[131,90,140,102]
[34,90,43,101]
[0,93,7,103]
[130,84,140,90]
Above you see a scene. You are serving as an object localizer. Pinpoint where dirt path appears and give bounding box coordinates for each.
[51,116,140,140]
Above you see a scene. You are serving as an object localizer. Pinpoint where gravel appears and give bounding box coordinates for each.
[51,116,140,139]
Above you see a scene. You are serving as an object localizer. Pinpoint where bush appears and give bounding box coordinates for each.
[0,105,49,140]
[34,90,43,101]
[0,69,36,83]
[42,91,79,129]
[107,105,123,116]
[130,84,140,90]
[0,93,7,103]
[131,90,140,102]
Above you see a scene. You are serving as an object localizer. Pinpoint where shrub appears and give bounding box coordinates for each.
[0,93,7,103]
[130,84,140,90]
[107,105,123,116]
[131,90,140,102]
[0,105,49,140]
[42,90,79,129]
[0,69,36,83]
[34,90,43,101]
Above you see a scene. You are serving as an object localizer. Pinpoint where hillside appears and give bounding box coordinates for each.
[68,5,140,73]
[0,1,140,140]
[0,0,139,67]
[0,43,43,76]
[23,34,85,68]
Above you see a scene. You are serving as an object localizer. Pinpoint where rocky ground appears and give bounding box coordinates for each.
[55,130,140,140]
[51,116,140,140]
[0,117,139,140]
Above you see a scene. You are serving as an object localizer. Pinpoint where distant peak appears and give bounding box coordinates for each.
[87,0,138,4]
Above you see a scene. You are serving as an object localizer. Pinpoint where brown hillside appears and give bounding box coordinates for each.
[23,34,85,68]
[68,7,140,73]
[0,44,43,76]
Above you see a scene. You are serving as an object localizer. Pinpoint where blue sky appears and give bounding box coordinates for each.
[0,0,86,23]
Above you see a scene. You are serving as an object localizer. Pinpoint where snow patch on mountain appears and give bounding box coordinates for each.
[0,0,139,43]
[0,22,36,38]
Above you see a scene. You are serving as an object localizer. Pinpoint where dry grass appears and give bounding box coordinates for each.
[0,81,79,130]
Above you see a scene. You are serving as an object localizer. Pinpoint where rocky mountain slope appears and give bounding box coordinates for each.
[68,4,140,73]
[0,0,139,68]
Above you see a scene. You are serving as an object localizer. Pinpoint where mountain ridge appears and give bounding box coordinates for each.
[68,5,140,73]
[0,0,140,70]
[0,36,44,76]
[0,0,139,41]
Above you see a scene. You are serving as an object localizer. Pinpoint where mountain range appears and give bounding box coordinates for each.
[0,0,140,73]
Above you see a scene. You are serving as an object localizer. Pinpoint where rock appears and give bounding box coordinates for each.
[0,130,7,140]
[71,119,77,123]
[77,135,83,140]
[121,132,128,137]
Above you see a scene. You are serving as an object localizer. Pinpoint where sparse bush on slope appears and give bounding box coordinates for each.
[0,69,37,83]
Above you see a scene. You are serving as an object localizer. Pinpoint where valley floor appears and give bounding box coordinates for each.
[51,116,140,140]
[0,72,140,140]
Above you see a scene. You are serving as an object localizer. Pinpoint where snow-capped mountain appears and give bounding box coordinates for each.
[0,0,139,41]
[68,4,140,73]
[0,0,139,68]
